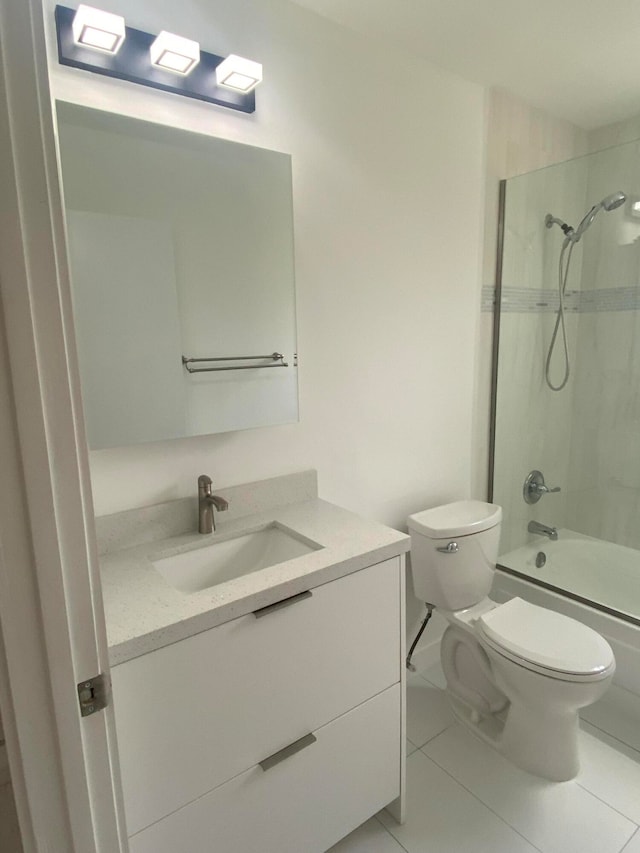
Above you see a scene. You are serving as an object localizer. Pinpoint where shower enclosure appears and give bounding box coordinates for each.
[490,137,640,625]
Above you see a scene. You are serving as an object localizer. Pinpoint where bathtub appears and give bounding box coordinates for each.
[494,529,640,696]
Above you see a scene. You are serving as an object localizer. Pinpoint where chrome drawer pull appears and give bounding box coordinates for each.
[259,732,317,771]
[436,541,459,554]
[252,589,312,618]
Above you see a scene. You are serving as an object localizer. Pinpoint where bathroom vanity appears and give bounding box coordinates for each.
[98,472,409,852]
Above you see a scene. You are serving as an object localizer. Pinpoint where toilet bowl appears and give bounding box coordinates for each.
[408,500,615,781]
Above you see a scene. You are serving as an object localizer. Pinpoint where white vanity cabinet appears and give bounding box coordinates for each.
[111,556,405,853]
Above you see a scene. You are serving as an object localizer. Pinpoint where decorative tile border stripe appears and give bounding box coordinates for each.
[580,286,640,312]
[481,285,579,313]
[482,284,640,314]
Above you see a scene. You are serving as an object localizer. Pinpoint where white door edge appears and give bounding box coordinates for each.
[0,1,127,851]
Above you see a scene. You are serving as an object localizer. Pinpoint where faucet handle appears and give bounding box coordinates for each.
[198,474,212,494]
[523,470,560,504]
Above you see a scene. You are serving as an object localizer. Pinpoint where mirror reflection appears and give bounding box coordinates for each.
[57,101,298,449]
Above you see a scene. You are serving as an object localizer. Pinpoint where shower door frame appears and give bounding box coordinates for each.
[487,179,506,506]
[488,178,640,628]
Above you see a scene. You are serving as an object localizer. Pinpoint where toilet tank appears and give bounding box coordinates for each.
[408,500,502,611]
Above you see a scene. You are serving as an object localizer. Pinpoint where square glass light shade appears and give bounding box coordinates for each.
[215,55,263,92]
[150,31,200,75]
[72,5,125,54]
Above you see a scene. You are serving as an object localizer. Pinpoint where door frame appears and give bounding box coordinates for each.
[0,1,127,850]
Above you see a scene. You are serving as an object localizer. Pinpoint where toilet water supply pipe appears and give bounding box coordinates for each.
[406,605,434,671]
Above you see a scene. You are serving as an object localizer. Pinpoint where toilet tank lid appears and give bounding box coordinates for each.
[408,500,502,538]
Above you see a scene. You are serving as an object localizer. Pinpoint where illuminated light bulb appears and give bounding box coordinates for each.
[72,5,125,54]
[150,31,200,75]
[215,55,262,92]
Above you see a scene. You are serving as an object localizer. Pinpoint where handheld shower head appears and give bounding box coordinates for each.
[602,191,626,211]
[546,191,626,244]
[573,190,626,242]
[545,189,627,393]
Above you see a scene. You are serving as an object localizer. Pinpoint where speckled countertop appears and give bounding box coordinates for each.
[99,472,410,666]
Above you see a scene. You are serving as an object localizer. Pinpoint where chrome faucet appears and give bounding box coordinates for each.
[528,520,558,541]
[523,470,561,505]
[198,474,229,534]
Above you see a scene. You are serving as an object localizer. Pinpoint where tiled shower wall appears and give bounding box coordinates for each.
[480,92,640,553]
[491,149,588,552]
[566,140,640,550]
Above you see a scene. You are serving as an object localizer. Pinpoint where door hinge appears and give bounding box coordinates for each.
[77,673,109,717]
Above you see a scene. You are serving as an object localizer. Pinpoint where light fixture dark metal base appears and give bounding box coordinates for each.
[55,5,256,113]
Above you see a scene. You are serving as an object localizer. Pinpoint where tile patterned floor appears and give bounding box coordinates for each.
[328,663,640,853]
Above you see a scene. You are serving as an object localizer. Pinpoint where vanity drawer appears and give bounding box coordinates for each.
[129,683,401,853]
[112,557,401,835]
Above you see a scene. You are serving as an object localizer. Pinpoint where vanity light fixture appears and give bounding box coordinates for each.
[72,4,125,54]
[215,55,263,92]
[150,31,200,75]
[55,5,257,113]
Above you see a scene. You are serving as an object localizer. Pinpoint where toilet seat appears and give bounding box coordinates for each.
[477,598,615,680]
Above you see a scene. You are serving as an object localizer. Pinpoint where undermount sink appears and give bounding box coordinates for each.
[152,523,323,594]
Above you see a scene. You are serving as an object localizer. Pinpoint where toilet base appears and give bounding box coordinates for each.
[448,692,505,745]
[500,698,580,781]
[447,691,581,782]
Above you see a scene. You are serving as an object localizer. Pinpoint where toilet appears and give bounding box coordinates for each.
[408,500,615,781]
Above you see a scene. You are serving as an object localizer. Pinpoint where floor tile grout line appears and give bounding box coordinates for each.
[373,813,411,853]
[620,825,640,852]
[412,683,640,847]
[581,718,640,758]
[574,779,640,828]
[409,720,457,752]
[416,746,545,853]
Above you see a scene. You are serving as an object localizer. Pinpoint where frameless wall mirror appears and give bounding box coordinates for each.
[56,101,298,449]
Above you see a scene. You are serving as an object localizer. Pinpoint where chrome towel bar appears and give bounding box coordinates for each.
[182,352,288,373]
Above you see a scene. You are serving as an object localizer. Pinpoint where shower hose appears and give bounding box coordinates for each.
[545,237,575,392]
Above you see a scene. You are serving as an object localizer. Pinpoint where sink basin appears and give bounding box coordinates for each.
[152,524,322,593]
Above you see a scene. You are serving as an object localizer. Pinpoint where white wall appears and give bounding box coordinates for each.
[44,0,486,544]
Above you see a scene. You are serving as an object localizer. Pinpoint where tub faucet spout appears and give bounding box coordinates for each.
[528,520,558,541]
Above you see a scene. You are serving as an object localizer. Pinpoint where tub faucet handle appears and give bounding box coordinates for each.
[523,470,561,504]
